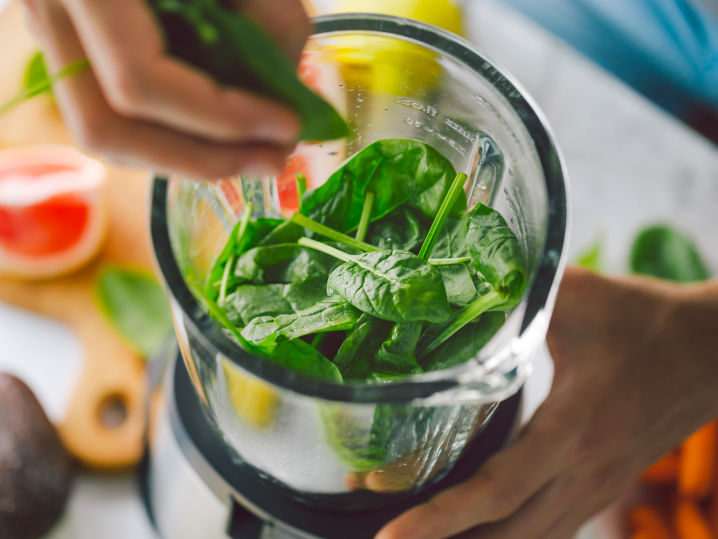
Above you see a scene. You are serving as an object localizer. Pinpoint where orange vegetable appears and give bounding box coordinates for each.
[710,490,718,535]
[679,422,718,499]
[629,504,676,539]
[631,531,661,539]
[642,452,680,485]
[675,500,716,539]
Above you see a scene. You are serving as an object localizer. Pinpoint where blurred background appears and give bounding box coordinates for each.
[0,0,716,538]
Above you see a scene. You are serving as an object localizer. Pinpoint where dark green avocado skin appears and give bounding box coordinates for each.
[0,373,75,539]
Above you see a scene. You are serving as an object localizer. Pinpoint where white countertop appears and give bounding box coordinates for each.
[1,1,717,538]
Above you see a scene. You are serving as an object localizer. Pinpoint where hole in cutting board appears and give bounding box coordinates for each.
[98,393,128,428]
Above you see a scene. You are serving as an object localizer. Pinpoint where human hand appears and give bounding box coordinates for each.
[377,267,718,539]
[21,0,310,179]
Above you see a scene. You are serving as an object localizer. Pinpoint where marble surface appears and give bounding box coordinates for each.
[1,0,717,538]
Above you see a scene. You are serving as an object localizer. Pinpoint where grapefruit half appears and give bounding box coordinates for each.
[0,146,108,279]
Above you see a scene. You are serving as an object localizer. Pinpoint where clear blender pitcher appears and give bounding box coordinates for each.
[150,13,569,511]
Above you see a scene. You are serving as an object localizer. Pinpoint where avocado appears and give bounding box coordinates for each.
[0,373,74,539]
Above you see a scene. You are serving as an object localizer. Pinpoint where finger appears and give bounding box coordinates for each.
[236,0,312,64]
[375,422,570,539]
[57,0,301,144]
[536,507,596,539]
[452,480,567,539]
[29,1,289,179]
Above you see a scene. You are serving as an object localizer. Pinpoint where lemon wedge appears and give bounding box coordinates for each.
[221,357,280,429]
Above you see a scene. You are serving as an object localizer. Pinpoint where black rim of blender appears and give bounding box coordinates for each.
[149,14,568,403]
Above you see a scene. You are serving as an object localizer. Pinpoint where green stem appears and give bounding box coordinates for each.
[218,202,253,302]
[418,172,468,261]
[295,173,307,211]
[186,280,252,349]
[417,290,503,358]
[292,213,379,253]
[298,237,355,263]
[428,256,472,266]
[0,58,90,117]
[354,191,375,243]
[310,332,326,349]
[218,255,235,303]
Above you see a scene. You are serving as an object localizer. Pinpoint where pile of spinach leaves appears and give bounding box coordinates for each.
[202,138,527,383]
[200,138,527,471]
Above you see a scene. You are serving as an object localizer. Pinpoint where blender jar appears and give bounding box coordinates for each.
[150,14,568,510]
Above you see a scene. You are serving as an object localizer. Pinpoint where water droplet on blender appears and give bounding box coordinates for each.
[368,123,373,127]
[357,96,363,102]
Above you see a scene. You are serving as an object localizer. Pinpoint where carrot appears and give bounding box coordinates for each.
[679,422,718,499]
[631,530,661,539]
[710,489,718,535]
[642,451,680,485]
[675,500,716,539]
[629,504,676,539]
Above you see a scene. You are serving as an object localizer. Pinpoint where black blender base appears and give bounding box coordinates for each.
[141,358,522,539]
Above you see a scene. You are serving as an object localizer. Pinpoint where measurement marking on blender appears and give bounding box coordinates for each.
[396,97,438,116]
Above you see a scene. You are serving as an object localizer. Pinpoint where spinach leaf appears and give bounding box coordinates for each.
[257,219,304,247]
[301,139,466,234]
[283,277,330,312]
[366,206,428,252]
[205,211,281,300]
[151,0,349,141]
[95,267,173,359]
[373,322,423,375]
[1,58,89,117]
[420,312,505,371]
[234,243,337,284]
[24,52,51,99]
[220,284,294,326]
[241,298,361,344]
[320,403,392,472]
[430,216,469,259]
[253,337,342,382]
[466,203,527,305]
[437,264,477,306]
[630,225,709,282]
[326,249,451,323]
[334,314,392,378]
[417,284,504,359]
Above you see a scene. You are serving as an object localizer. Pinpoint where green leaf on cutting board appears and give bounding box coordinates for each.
[630,225,710,283]
[95,266,173,359]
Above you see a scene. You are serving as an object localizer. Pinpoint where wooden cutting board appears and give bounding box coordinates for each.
[0,1,153,470]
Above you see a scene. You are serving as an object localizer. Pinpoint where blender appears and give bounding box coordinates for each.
[144,13,569,539]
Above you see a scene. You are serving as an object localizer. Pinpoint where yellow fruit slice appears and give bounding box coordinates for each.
[221,357,280,429]
[332,0,463,36]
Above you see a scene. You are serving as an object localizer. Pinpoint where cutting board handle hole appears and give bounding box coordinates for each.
[98,393,128,428]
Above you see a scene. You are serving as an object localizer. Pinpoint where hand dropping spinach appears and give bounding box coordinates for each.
[150,0,348,141]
